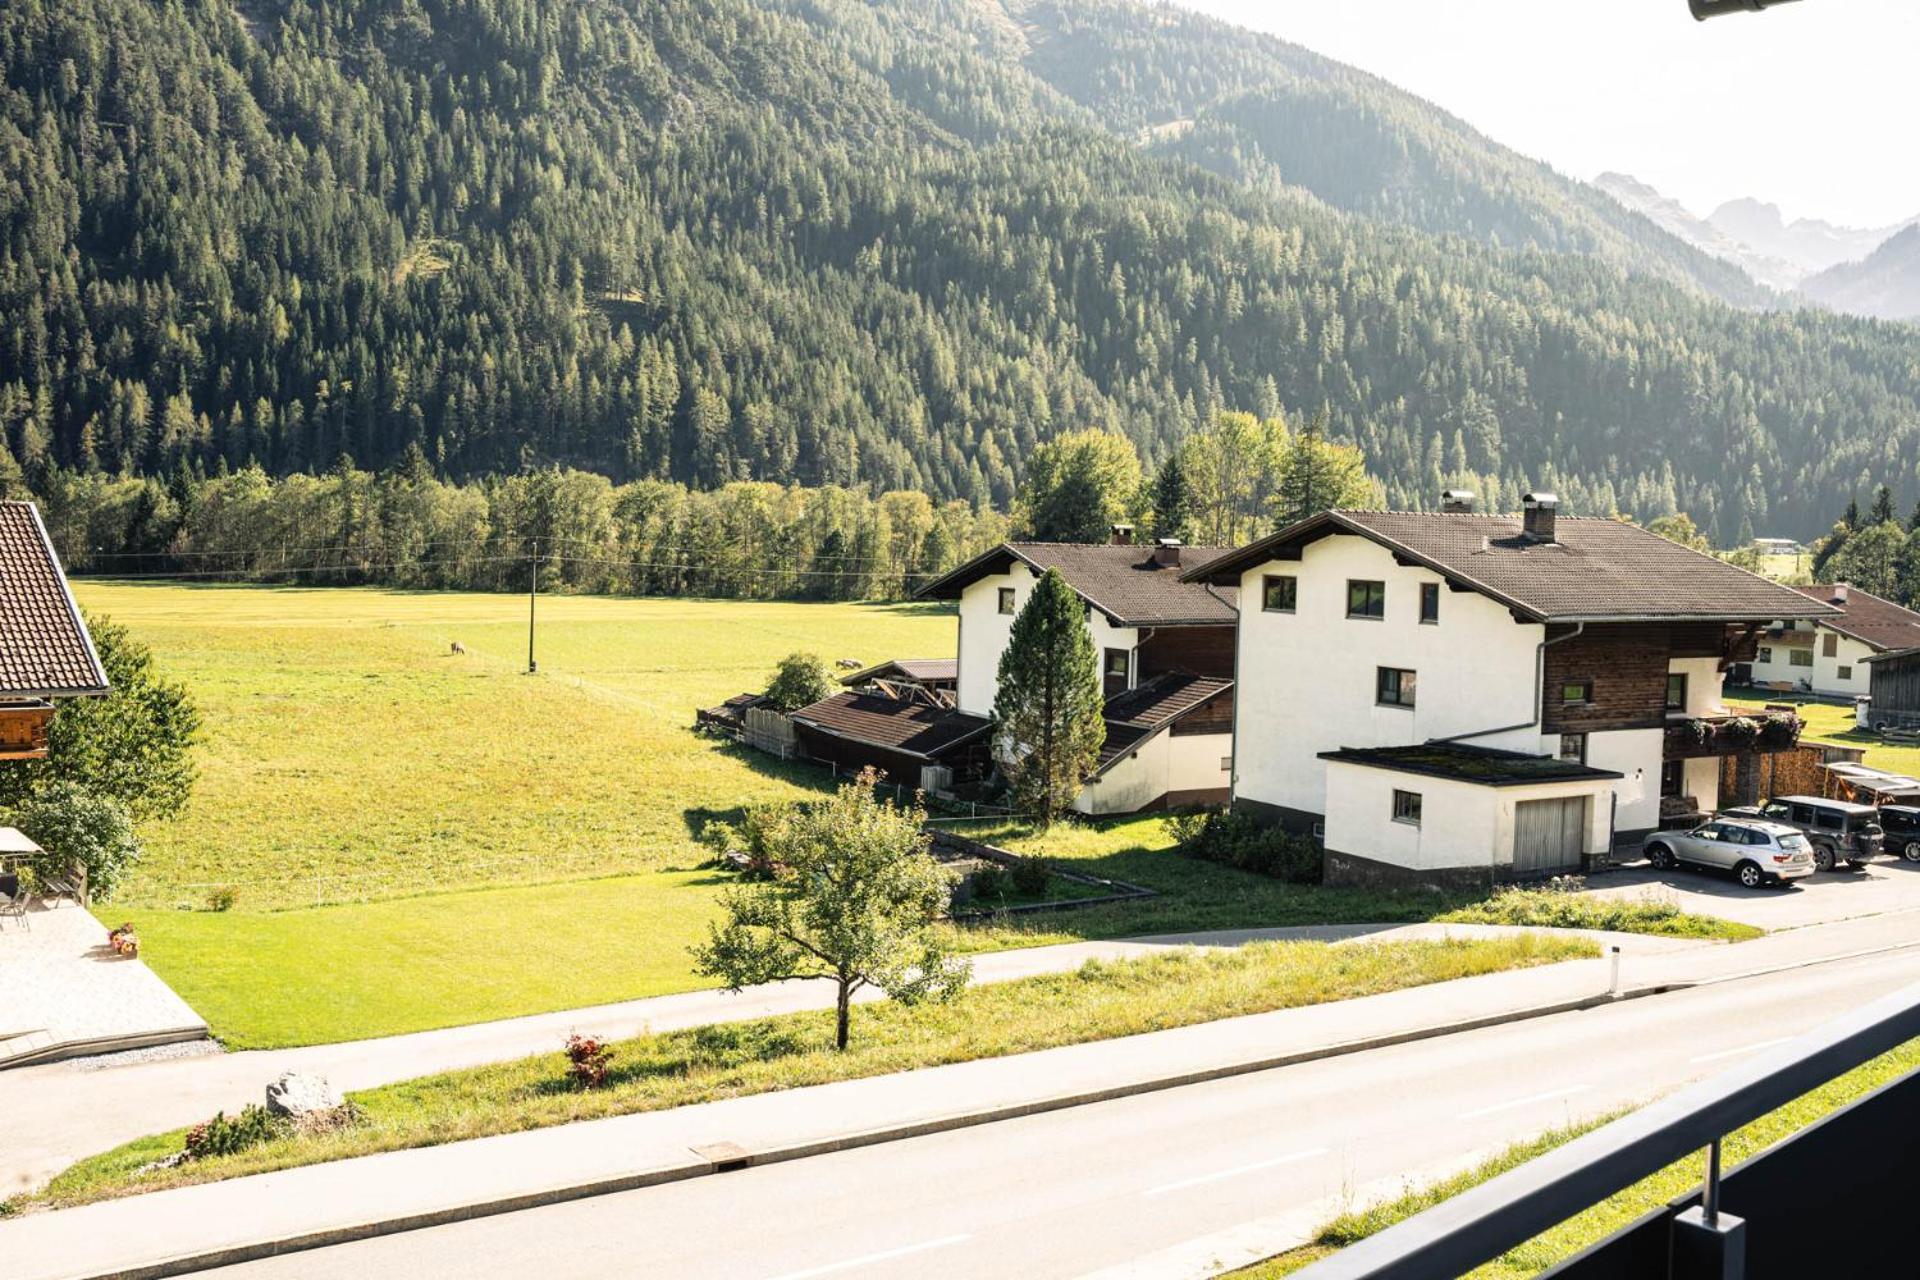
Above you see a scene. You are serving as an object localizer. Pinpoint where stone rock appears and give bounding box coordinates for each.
[264,1071,345,1122]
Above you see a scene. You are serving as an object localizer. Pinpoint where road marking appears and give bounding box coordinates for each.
[1690,1037,1792,1065]
[1142,1147,1330,1197]
[762,1234,972,1280]
[1459,1086,1593,1121]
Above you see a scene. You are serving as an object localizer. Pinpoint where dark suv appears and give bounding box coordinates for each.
[1882,806,1920,862]
[1722,796,1884,871]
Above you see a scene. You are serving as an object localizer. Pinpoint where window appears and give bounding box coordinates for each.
[1561,680,1593,706]
[1838,665,1854,681]
[1665,673,1688,711]
[1558,733,1587,763]
[1262,574,1298,613]
[1789,649,1814,668]
[1823,632,1839,658]
[1220,756,1233,772]
[1419,582,1440,624]
[1756,645,1774,664]
[1347,579,1386,619]
[1392,789,1423,825]
[1661,760,1684,798]
[997,587,1016,615]
[1103,648,1130,684]
[1377,666,1417,708]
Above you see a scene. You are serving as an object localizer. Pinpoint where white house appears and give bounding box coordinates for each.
[1183,496,1833,888]
[1745,585,1920,700]
[917,535,1239,813]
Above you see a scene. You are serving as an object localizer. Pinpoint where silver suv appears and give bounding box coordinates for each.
[1644,818,1815,888]
[1720,796,1885,871]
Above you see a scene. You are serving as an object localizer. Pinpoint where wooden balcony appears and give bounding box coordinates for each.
[0,702,55,761]
[1662,710,1802,761]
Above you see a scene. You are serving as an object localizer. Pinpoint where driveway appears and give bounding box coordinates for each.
[1584,852,1920,930]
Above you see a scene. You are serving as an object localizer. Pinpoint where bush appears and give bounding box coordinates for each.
[1009,856,1052,896]
[184,1106,287,1161]
[970,863,1010,899]
[565,1033,614,1090]
[764,652,836,712]
[204,887,236,912]
[9,781,143,901]
[1176,809,1323,884]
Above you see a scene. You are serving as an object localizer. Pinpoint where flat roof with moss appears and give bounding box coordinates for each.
[1317,744,1625,787]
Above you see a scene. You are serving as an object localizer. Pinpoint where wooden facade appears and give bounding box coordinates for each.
[1868,651,1920,725]
[0,702,54,761]
[1541,622,1757,739]
[1137,625,1235,680]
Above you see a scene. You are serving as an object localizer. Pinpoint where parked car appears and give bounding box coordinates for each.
[1719,796,1885,871]
[1644,818,1816,888]
[1881,806,1920,863]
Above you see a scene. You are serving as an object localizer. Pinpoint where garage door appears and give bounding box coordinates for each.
[1513,796,1587,877]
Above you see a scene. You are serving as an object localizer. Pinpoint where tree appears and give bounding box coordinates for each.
[992,569,1104,826]
[764,651,836,712]
[693,773,969,1050]
[1647,512,1712,552]
[1272,415,1372,528]
[1017,430,1142,543]
[1824,521,1910,600]
[1180,411,1287,546]
[1869,485,1897,527]
[10,781,143,901]
[0,614,199,821]
[1148,454,1192,542]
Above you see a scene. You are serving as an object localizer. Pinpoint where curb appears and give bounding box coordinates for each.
[67,984,1664,1280]
[1,1026,208,1073]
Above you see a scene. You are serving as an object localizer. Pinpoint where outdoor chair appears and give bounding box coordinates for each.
[0,872,27,931]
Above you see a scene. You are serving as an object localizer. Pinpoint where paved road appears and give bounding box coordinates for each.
[198,946,1920,1280]
[1584,854,1920,931]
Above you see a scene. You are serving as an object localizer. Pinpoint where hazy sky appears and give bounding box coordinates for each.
[1174,0,1920,229]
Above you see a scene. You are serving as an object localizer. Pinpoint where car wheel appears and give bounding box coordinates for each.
[1904,840,1920,864]
[1812,843,1836,872]
[1646,843,1676,871]
[1736,861,1764,889]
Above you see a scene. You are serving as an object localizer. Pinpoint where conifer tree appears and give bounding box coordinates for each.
[992,569,1104,827]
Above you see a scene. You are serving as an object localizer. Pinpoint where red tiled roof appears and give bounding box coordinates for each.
[0,502,107,696]
[918,542,1239,626]
[1791,585,1920,653]
[791,692,991,760]
[1189,510,1837,624]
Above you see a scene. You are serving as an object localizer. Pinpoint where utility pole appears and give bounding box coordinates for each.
[527,535,539,675]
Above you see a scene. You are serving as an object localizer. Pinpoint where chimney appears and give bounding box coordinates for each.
[1440,489,1477,514]
[1522,492,1559,543]
[1831,583,1850,606]
[1109,523,1135,546]
[1150,537,1183,568]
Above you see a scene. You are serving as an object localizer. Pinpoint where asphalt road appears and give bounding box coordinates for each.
[197,946,1920,1280]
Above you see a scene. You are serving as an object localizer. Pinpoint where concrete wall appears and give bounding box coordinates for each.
[1750,624,1875,699]
[1570,728,1662,834]
[1322,763,1613,878]
[1233,534,1547,818]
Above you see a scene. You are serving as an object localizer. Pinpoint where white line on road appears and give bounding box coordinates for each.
[1142,1147,1331,1197]
[1690,1037,1792,1064]
[1459,1086,1593,1121]
[762,1234,972,1280]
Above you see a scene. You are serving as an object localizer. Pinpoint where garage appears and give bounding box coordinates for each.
[1514,796,1589,877]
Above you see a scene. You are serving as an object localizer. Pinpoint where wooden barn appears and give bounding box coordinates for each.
[1865,648,1920,733]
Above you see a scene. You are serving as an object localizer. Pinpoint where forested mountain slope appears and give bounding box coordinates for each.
[2,0,1918,542]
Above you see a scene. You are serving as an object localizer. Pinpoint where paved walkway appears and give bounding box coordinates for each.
[0,922,1691,1197]
[0,902,206,1069]
[6,910,1914,1280]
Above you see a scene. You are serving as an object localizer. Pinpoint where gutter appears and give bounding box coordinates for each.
[1432,622,1586,747]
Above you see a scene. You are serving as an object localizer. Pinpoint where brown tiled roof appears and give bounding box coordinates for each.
[1095,721,1152,772]
[839,658,958,686]
[917,542,1239,626]
[0,502,107,696]
[1188,510,1837,624]
[791,692,991,760]
[1790,585,1920,653]
[1091,673,1233,777]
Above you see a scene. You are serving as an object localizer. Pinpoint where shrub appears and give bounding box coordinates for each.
[184,1106,287,1161]
[764,652,836,712]
[970,863,1010,899]
[1177,809,1322,884]
[565,1033,614,1090]
[1009,856,1052,897]
[9,781,143,901]
[205,887,236,912]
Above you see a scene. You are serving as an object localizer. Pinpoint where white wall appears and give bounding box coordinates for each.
[1168,730,1234,796]
[956,563,1136,716]
[1750,624,1875,698]
[1233,534,1547,818]
[1072,729,1233,815]
[1669,657,1728,717]
[1571,728,1662,834]
[1323,763,1612,874]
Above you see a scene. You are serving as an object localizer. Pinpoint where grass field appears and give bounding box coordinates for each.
[1727,693,1920,777]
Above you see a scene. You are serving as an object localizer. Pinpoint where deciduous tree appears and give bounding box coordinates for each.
[1017,430,1142,543]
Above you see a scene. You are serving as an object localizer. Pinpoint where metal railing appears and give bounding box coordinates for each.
[1294,979,1920,1279]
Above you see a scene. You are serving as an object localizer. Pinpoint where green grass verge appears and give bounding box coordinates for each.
[37,934,1593,1209]
[1435,887,1761,941]
[1235,1038,1920,1277]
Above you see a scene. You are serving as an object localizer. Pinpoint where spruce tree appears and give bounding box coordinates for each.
[1150,454,1192,541]
[1869,485,1897,526]
[992,569,1104,827]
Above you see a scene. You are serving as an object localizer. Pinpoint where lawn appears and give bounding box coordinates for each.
[34,933,1594,1209]
[1726,693,1920,779]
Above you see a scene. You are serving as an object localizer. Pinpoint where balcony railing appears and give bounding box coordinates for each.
[1662,711,1801,760]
